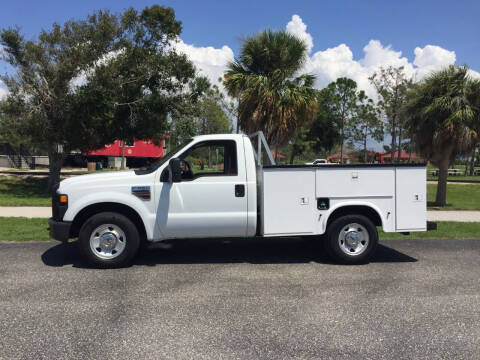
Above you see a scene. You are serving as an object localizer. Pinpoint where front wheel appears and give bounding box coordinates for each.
[78,212,140,268]
[324,214,378,264]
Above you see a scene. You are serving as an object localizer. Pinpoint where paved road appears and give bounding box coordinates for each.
[1,238,479,360]
[2,206,480,222]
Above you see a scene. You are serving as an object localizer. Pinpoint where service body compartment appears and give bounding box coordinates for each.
[261,164,427,236]
[315,167,396,233]
[395,166,426,231]
[262,168,316,236]
[315,167,395,198]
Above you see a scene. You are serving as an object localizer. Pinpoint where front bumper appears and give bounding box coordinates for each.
[48,218,72,242]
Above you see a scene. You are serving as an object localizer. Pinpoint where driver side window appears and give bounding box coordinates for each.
[180,140,237,180]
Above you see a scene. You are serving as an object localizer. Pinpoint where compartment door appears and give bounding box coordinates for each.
[262,169,316,236]
[395,167,427,231]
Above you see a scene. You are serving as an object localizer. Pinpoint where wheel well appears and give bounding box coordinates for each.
[70,202,147,241]
[326,205,382,228]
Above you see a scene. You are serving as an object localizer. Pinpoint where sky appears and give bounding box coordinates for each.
[0,0,479,108]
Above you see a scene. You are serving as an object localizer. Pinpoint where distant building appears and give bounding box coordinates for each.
[379,151,418,163]
[87,139,167,168]
[327,153,350,164]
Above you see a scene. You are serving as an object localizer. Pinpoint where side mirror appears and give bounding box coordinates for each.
[169,158,182,183]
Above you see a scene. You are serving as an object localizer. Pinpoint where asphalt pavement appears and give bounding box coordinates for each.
[1,237,479,360]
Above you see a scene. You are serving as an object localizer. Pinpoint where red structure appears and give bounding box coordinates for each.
[271,151,286,160]
[327,153,350,163]
[88,139,166,158]
[380,151,418,163]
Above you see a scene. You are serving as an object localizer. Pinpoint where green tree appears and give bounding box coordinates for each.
[307,89,342,157]
[0,11,120,190]
[77,5,204,169]
[351,91,383,162]
[405,65,480,206]
[369,66,412,162]
[196,86,232,135]
[224,30,318,154]
[1,5,203,183]
[170,84,232,144]
[321,78,358,162]
[289,126,314,164]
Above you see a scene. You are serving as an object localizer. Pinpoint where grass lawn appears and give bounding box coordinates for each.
[379,222,480,239]
[0,170,124,206]
[0,218,51,241]
[427,164,480,182]
[0,217,479,242]
[0,177,51,206]
[427,175,480,182]
[427,183,480,210]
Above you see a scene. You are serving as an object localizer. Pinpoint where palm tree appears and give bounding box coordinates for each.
[405,65,480,206]
[224,30,318,152]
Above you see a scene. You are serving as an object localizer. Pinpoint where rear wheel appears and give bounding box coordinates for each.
[324,214,378,264]
[79,212,140,268]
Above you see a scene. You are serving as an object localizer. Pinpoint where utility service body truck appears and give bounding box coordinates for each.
[49,132,435,267]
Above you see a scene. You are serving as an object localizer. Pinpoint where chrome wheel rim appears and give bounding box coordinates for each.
[89,224,126,260]
[338,223,369,256]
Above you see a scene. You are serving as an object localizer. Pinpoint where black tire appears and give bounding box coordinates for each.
[324,214,378,264]
[78,212,140,268]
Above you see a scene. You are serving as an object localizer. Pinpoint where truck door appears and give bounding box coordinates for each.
[157,139,248,238]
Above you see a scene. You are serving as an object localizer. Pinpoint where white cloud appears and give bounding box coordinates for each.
[413,45,455,68]
[468,69,480,79]
[0,81,8,100]
[175,14,472,101]
[413,45,456,79]
[361,40,411,69]
[286,16,461,98]
[304,40,416,98]
[174,39,234,87]
[286,14,314,53]
[0,46,9,99]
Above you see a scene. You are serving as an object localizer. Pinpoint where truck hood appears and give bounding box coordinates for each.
[58,170,138,193]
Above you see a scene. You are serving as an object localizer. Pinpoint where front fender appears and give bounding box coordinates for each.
[63,192,155,240]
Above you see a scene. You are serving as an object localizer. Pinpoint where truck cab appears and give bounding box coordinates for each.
[49,133,435,268]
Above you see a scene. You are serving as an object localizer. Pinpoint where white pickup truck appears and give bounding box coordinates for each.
[49,132,435,267]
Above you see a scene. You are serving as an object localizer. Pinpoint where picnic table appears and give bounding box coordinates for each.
[430,169,463,176]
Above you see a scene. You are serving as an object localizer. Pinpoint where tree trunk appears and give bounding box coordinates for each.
[469,147,476,176]
[390,115,397,163]
[274,143,279,163]
[47,149,64,193]
[363,128,368,163]
[340,116,345,164]
[397,127,402,163]
[464,154,470,176]
[290,147,297,165]
[435,157,450,206]
[207,146,213,169]
[120,140,126,170]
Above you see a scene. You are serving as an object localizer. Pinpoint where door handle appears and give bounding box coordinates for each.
[235,184,245,197]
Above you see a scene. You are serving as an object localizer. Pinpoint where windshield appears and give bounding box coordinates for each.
[135,139,193,175]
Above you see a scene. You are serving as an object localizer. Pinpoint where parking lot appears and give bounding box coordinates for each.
[1,237,479,359]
